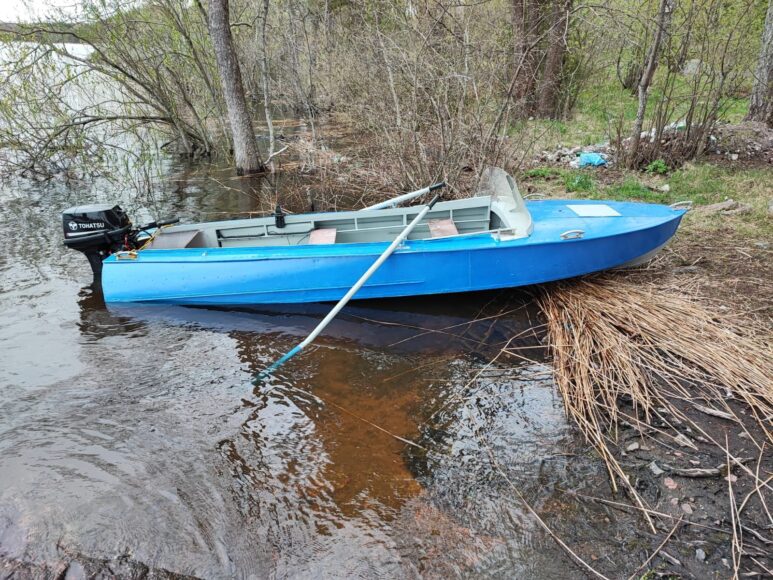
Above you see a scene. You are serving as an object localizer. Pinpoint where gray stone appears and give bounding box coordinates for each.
[696,548,706,562]
[626,442,640,452]
[701,199,737,213]
[723,203,752,215]
[64,563,86,580]
[681,503,694,515]
[649,461,665,476]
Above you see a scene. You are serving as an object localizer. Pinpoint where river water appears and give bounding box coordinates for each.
[0,131,643,578]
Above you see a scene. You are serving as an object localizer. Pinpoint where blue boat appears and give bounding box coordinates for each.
[62,168,687,305]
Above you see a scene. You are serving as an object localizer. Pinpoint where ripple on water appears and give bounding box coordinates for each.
[0,165,627,578]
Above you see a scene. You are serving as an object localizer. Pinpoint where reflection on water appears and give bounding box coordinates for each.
[0,152,636,578]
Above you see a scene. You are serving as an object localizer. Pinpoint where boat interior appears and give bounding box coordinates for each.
[144,168,533,250]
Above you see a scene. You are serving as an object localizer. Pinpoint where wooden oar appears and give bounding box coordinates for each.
[256,189,445,380]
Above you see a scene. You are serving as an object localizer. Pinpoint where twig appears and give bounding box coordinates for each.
[481,440,610,579]
[266,145,289,163]
[727,434,742,580]
[325,399,429,451]
[626,517,683,580]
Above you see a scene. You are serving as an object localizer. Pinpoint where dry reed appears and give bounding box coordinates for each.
[534,276,773,531]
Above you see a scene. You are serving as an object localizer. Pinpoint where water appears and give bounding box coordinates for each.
[0,151,642,578]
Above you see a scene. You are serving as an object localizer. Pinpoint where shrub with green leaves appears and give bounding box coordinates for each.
[645,159,669,175]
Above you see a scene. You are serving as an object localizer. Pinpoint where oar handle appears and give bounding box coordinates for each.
[427,193,441,209]
[362,181,446,211]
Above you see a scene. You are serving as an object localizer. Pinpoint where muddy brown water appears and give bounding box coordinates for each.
[0,156,647,578]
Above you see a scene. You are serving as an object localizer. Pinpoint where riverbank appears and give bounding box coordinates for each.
[514,130,772,577]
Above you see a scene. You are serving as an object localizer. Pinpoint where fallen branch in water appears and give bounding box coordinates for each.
[266,145,290,164]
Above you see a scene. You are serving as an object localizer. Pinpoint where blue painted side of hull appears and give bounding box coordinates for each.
[102,200,685,305]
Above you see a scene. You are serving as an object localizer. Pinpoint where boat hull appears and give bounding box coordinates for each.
[102,200,685,305]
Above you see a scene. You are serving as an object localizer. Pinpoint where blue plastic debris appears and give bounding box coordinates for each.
[578,152,607,167]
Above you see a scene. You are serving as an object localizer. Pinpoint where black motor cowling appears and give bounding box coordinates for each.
[62,204,132,281]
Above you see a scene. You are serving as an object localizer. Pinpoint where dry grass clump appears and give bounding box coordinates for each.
[534,277,773,528]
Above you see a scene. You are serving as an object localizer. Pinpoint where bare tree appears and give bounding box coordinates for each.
[0,0,225,177]
[206,0,265,175]
[627,0,674,167]
[747,0,773,126]
[1,0,762,184]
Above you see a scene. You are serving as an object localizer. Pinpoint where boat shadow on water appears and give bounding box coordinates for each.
[101,288,547,357]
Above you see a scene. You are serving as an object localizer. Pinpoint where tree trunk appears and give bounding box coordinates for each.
[747,0,773,126]
[627,0,673,167]
[512,0,542,115]
[535,0,572,118]
[207,0,264,175]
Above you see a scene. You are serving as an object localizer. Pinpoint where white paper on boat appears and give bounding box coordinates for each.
[567,204,621,217]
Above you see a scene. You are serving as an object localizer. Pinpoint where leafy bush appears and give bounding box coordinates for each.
[645,159,669,175]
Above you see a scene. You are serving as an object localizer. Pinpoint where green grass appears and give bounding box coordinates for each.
[520,162,772,239]
[563,171,596,193]
[668,163,738,205]
[606,178,673,204]
[721,96,752,124]
[645,159,669,175]
[523,167,562,179]
[669,164,773,237]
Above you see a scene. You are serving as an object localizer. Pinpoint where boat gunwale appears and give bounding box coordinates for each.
[104,208,685,266]
[104,218,684,304]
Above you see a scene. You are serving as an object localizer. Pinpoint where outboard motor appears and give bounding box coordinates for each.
[62,204,132,282]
